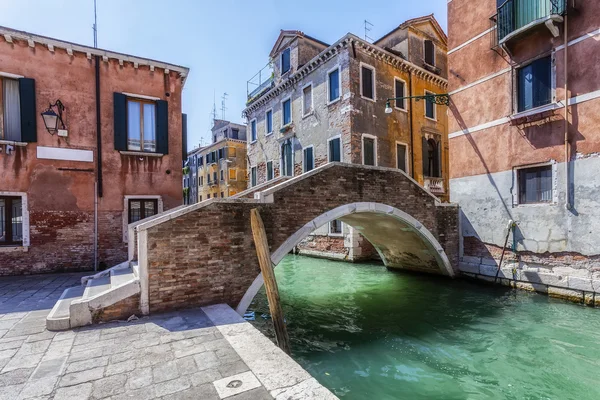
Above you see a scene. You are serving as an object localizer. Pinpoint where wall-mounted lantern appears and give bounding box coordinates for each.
[384,94,450,114]
[41,100,66,135]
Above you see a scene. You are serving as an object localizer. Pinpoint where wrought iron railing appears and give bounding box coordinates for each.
[496,0,566,43]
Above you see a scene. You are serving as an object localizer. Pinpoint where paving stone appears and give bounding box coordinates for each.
[109,350,135,364]
[59,366,105,387]
[53,382,93,400]
[18,376,58,399]
[0,339,24,352]
[25,331,56,343]
[153,376,191,397]
[175,356,198,376]
[212,371,262,399]
[30,356,67,379]
[0,383,23,400]
[189,369,222,387]
[90,374,127,399]
[218,361,250,378]
[110,385,156,400]
[228,387,274,400]
[126,367,153,390]
[67,347,103,363]
[3,352,43,372]
[15,339,52,356]
[0,368,34,387]
[0,349,18,359]
[152,360,180,384]
[193,351,220,371]
[105,359,136,376]
[161,383,220,400]
[65,356,108,374]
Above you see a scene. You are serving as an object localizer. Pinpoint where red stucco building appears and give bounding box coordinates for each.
[448,1,600,299]
[0,26,189,275]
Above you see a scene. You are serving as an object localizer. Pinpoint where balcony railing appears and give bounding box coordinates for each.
[496,0,566,44]
[247,63,274,101]
[424,178,445,195]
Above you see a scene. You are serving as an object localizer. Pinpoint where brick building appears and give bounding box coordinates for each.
[243,15,449,261]
[183,119,247,204]
[448,1,600,296]
[0,26,188,275]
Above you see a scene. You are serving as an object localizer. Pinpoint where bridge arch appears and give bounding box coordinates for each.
[236,201,454,315]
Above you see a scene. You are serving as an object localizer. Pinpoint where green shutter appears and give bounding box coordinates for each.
[113,92,127,151]
[422,137,429,177]
[156,100,168,155]
[18,78,37,143]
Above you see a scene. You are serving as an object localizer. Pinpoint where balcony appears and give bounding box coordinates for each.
[247,63,274,103]
[495,0,566,45]
[424,178,445,196]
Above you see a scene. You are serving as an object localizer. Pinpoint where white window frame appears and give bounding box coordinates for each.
[302,145,315,173]
[512,161,558,207]
[249,118,257,143]
[512,52,557,116]
[395,140,409,174]
[327,65,341,105]
[393,77,408,112]
[265,108,273,136]
[327,134,343,163]
[328,220,344,237]
[361,134,378,166]
[122,195,163,242]
[0,192,29,249]
[266,160,274,181]
[281,47,291,75]
[281,96,293,128]
[302,82,314,117]
[424,40,436,66]
[424,90,437,121]
[359,62,376,102]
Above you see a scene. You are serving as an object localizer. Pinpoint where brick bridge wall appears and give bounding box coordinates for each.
[138,163,460,314]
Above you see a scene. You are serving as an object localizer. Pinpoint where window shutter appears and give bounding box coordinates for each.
[113,92,127,150]
[182,113,188,161]
[18,78,37,143]
[434,141,441,178]
[422,137,430,177]
[156,100,169,155]
[424,40,435,65]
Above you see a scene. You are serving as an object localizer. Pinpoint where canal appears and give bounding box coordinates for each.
[248,255,600,399]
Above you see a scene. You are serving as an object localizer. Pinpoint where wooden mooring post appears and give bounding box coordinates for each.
[250,208,291,355]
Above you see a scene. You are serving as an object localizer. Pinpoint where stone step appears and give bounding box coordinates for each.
[83,274,111,300]
[110,266,135,288]
[46,285,85,331]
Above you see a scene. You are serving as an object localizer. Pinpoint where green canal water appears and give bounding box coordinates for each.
[248,255,600,400]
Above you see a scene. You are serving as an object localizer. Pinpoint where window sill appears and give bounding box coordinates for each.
[361,96,376,103]
[249,140,257,145]
[510,102,560,121]
[0,140,27,147]
[120,151,164,157]
[515,201,556,208]
[394,107,408,113]
[425,116,438,122]
[302,111,314,119]
[328,232,344,237]
[327,98,341,106]
[265,132,274,137]
[0,246,28,253]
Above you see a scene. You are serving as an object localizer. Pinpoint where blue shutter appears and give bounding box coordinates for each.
[113,93,127,150]
[156,100,169,154]
[18,78,37,143]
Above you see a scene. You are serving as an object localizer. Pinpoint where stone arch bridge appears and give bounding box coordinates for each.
[47,163,460,330]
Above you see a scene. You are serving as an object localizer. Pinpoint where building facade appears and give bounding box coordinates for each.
[243,16,449,261]
[448,1,600,297]
[183,119,248,204]
[0,26,188,275]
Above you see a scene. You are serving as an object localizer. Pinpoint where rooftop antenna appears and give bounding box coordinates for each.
[211,90,218,122]
[364,20,374,42]
[93,0,98,48]
[221,93,228,120]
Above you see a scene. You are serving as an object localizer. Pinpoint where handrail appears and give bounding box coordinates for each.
[497,0,566,42]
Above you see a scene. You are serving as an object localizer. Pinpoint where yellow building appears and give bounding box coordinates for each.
[197,138,247,200]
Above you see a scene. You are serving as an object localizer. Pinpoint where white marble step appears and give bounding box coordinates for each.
[83,274,111,300]
[46,286,85,331]
[110,266,135,288]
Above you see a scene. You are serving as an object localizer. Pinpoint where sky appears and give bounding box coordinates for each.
[0,0,447,149]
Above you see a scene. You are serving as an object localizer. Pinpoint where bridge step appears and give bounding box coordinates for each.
[46,261,140,331]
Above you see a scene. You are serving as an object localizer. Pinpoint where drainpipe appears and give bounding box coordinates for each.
[408,70,415,179]
[94,55,103,271]
[563,15,570,210]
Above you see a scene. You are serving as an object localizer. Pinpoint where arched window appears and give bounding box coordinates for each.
[422,137,441,178]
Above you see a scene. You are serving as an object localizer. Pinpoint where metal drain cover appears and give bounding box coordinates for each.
[227,380,243,388]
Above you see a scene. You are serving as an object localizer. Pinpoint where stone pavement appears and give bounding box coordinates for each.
[0,273,336,400]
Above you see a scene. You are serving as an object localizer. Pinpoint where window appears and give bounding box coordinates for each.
[328,137,341,162]
[329,220,343,236]
[128,199,158,224]
[266,110,273,135]
[231,128,239,139]
[362,135,376,166]
[517,56,551,112]
[200,176,203,186]
[267,161,274,181]
[207,193,211,199]
[518,165,552,204]
[127,99,157,152]
[198,155,203,166]
[229,169,237,180]
[221,191,224,198]
[229,147,237,157]
[250,119,257,142]
[328,67,340,103]
[0,196,23,246]
[394,78,406,110]
[0,77,36,143]
[220,170,224,181]
[282,98,292,126]
[424,40,435,66]
[251,166,257,187]
[396,143,407,172]
[302,84,313,116]
[218,148,224,160]
[303,146,314,172]
[281,48,291,74]
[281,139,293,177]
[425,91,436,120]
[360,64,375,100]
[422,138,441,178]
[199,195,202,201]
